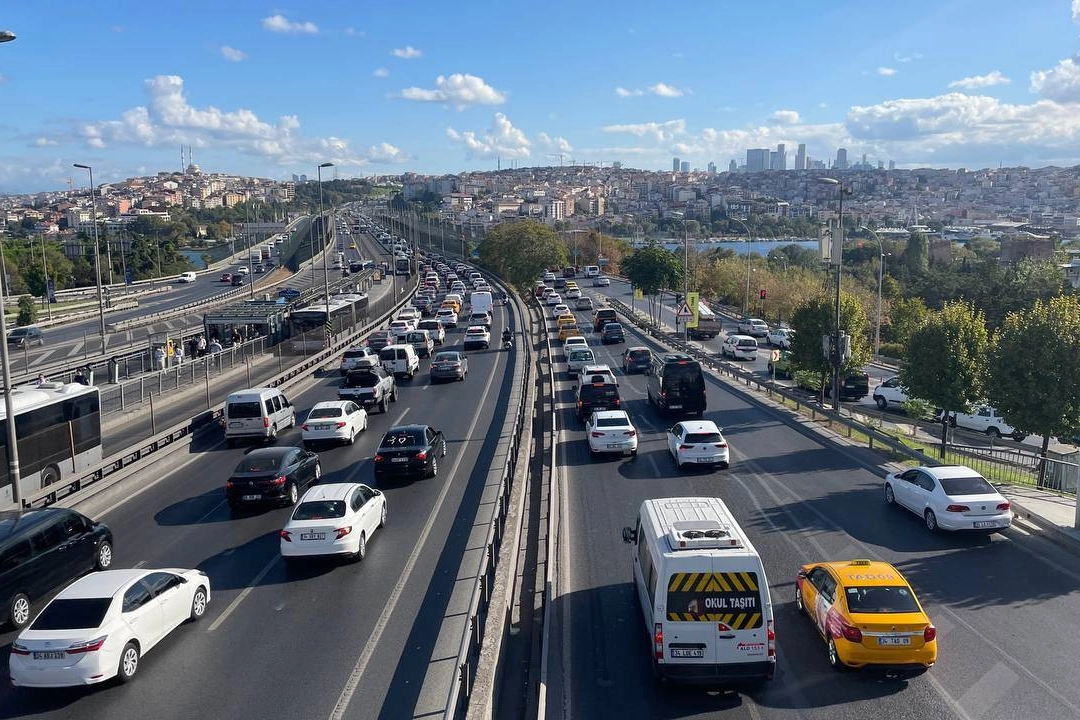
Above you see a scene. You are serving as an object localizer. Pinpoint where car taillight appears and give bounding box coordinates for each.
[577,401,582,408]
[997,502,1011,511]
[67,636,108,654]
[924,625,937,642]
[335,422,347,429]
[590,431,604,438]
[226,481,235,489]
[767,619,776,658]
[679,444,693,451]
[10,642,30,656]
[716,442,727,448]
[335,526,353,539]
[280,530,292,542]
[301,424,310,431]
[270,476,287,487]
[614,399,621,407]
[624,430,637,437]
[416,451,428,461]
[654,623,664,660]
[945,504,970,513]
[840,621,862,643]
[374,454,384,462]
[263,417,270,428]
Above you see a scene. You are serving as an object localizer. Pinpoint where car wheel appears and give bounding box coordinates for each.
[884,484,895,505]
[117,642,140,683]
[630,449,638,458]
[347,428,356,445]
[379,503,387,528]
[675,455,683,470]
[286,483,299,506]
[986,427,1001,439]
[9,592,31,630]
[380,398,388,414]
[875,395,888,410]
[190,586,209,620]
[947,415,957,428]
[795,585,804,612]
[429,456,438,478]
[356,532,367,562]
[924,509,938,532]
[391,388,398,402]
[268,424,278,443]
[827,638,842,669]
[96,541,113,570]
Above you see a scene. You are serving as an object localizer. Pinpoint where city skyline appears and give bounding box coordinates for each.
[2,0,1080,193]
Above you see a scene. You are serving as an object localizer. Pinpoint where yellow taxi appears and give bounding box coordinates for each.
[349,241,357,249]
[440,299,461,314]
[565,280,579,290]
[795,559,936,675]
[556,313,577,328]
[559,324,582,342]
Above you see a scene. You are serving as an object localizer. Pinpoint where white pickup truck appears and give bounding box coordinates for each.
[872,376,909,409]
[944,405,1026,441]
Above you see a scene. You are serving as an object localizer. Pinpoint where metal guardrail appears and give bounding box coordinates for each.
[536,292,559,720]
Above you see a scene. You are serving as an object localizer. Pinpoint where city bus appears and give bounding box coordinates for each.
[0,382,102,507]
[395,256,411,276]
[288,300,356,353]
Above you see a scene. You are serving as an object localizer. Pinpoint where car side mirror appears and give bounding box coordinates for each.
[796,569,807,579]
[179,576,189,583]
[622,527,636,544]
[373,489,382,496]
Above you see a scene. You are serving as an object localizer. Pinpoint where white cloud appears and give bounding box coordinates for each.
[1074,0,1080,23]
[391,46,422,59]
[220,46,247,62]
[948,70,1010,90]
[1030,57,1080,102]
[615,83,684,98]
[366,142,408,163]
[0,73,6,84]
[601,120,687,142]
[877,67,897,77]
[771,110,800,124]
[33,138,58,147]
[446,113,531,160]
[894,52,923,63]
[615,87,644,97]
[399,73,506,110]
[537,132,573,154]
[261,14,319,34]
[373,68,389,78]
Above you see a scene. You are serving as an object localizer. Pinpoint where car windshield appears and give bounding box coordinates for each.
[308,407,343,419]
[381,430,424,447]
[844,585,921,614]
[596,417,628,428]
[31,598,112,630]
[685,432,723,444]
[228,401,262,418]
[939,475,996,495]
[293,500,346,520]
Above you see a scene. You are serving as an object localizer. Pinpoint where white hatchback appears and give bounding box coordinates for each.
[667,420,730,470]
[280,483,387,562]
[551,303,571,318]
[586,410,638,457]
[302,401,368,446]
[545,293,562,306]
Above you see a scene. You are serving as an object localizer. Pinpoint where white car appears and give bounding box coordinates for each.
[416,319,446,345]
[435,309,458,328]
[737,317,769,338]
[302,401,368,446]
[575,297,594,311]
[577,364,618,386]
[667,420,730,470]
[767,327,796,349]
[564,336,589,354]
[397,308,421,323]
[463,325,491,350]
[340,346,380,375]
[720,334,759,360]
[389,319,416,334]
[566,347,596,375]
[545,293,562,306]
[551,303,571,318]
[884,465,1013,533]
[586,410,638,457]
[10,569,210,687]
[280,483,387,562]
[236,266,250,276]
[566,288,582,300]
[943,405,1026,441]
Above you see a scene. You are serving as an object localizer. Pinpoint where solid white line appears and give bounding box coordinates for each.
[207,552,279,633]
[328,339,505,720]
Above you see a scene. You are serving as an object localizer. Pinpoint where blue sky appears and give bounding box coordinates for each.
[2,0,1080,193]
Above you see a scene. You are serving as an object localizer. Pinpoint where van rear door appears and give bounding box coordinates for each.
[707,559,770,667]
[662,568,721,668]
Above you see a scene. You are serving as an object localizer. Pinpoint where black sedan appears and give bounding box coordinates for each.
[600,322,626,344]
[226,447,322,511]
[373,425,447,481]
[622,346,651,373]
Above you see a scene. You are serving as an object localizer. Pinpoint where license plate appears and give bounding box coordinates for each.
[669,404,683,409]
[878,636,911,646]
[228,421,244,428]
[242,494,260,501]
[698,457,714,463]
[607,444,622,449]
[670,648,704,659]
[392,457,409,463]
[973,520,1001,528]
[33,651,65,660]
[300,532,325,541]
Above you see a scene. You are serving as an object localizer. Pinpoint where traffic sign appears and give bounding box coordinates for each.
[676,303,692,318]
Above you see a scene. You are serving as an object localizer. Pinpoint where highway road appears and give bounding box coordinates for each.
[0,280,520,719]
[543,281,1080,720]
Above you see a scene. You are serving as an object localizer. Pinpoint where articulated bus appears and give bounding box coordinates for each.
[288,300,356,354]
[0,382,103,507]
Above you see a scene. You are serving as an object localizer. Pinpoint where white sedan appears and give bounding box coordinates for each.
[667,420,730,470]
[10,569,210,687]
[302,401,368,446]
[884,465,1013,532]
[564,336,589,354]
[565,288,582,300]
[551,303,571,318]
[545,293,562,306]
[586,410,638,457]
[767,327,796,349]
[280,483,387,562]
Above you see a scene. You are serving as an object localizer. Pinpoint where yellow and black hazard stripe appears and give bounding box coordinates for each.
[667,571,759,594]
[665,572,763,628]
[665,611,763,628]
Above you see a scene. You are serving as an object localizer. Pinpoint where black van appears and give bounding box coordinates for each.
[646,353,707,417]
[576,377,621,423]
[826,371,870,401]
[0,508,113,629]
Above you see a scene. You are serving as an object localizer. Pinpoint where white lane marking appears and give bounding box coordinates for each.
[328,337,505,720]
[207,552,279,633]
[134,560,147,568]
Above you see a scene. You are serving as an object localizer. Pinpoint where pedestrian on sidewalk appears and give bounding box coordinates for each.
[154,345,166,371]
[36,373,47,385]
[208,338,223,354]
[174,341,184,366]
[73,367,89,385]
[197,335,207,357]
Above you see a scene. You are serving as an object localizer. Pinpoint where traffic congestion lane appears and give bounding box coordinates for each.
[550,299,1080,720]
[0,310,516,720]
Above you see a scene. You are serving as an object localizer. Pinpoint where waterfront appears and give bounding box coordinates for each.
[634,238,819,256]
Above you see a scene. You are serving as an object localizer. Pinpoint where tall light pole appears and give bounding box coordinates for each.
[671,212,689,340]
[1,29,22,511]
[73,164,109,351]
[730,217,753,316]
[818,177,850,411]
[39,236,52,321]
[317,162,334,304]
[861,226,885,356]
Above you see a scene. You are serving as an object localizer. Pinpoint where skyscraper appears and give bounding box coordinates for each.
[836,148,849,170]
[673,157,681,173]
[729,159,738,173]
[795,144,807,170]
[746,148,770,172]
[888,160,896,171]
[680,161,690,174]
[772,143,787,171]
[707,161,716,175]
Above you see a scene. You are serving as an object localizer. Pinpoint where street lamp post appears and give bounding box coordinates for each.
[40,236,52,321]
[73,164,109,352]
[818,177,850,411]
[861,226,885,356]
[1,30,21,509]
[317,163,334,305]
[671,212,689,341]
[730,217,753,316]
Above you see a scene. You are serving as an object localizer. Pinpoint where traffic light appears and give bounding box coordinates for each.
[675,293,684,305]
[760,288,767,300]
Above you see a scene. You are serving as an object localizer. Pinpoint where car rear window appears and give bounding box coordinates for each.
[381,430,424,447]
[344,350,368,359]
[939,476,996,496]
[628,350,650,360]
[236,454,285,473]
[844,585,921,614]
[665,362,706,390]
[345,372,380,388]
[308,407,343,419]
[570,351,593,361]
[685,432,723,444]
[582,386,619,401]
[596,417,627,428]
[31,598,112,630]
[665,572,762,624]
[293,500,346,521]
[737,338,757,347]
[228,401,262,418]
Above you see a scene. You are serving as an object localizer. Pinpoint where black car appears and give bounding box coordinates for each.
[601,322,626,344]
[622,346,651,373]
[575,378,621,423]
[231,275,245,286]
[7,327,43,348]
[0,508,113,629]
[226,446,322,511]
[373,425,447,480]
[824,372,871,401]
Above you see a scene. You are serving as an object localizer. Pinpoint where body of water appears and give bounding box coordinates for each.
[179,244,235,269]
[632,239,819,256]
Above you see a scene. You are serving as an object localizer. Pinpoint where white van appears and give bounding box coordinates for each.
[622,496,775,686]
[223,387,296,446]
[177,271,197,283]
[379,344,420,379]
[470,290,493,317]
[584,265,600,278]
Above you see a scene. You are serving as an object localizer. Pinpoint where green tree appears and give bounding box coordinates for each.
[16,296,36,326]
[900,301,989,453]
[903,232,929,273]
[885,296,929,345]
[621,244,684,324]
[477,220,566,287]
[988,296,1080,483]
[788,291,870,399]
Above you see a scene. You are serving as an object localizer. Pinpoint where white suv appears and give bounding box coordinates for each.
[340,346,380,375]
[944,406,1026,441]
[737,317,769,338]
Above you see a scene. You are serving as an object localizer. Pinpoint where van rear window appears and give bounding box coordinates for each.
[666,572,762,626]
[228,401,262,418]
